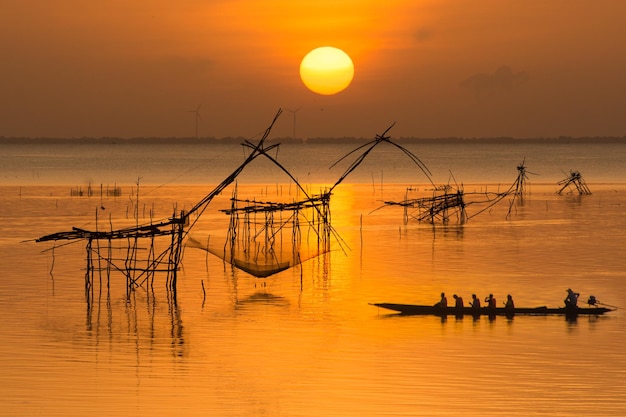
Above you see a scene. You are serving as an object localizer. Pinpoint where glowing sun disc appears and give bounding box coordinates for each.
[300,47,354,95]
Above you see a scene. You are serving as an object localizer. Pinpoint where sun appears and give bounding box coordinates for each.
[299,47,354,95]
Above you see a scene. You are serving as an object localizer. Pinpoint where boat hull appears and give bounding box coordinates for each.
[371,303,613,316]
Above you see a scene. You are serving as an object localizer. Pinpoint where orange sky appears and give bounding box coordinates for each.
[2,1,625,139]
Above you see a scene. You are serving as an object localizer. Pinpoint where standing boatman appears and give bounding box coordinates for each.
[564,289,580,308]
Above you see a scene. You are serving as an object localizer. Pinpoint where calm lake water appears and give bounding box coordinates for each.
[1,137,626,416]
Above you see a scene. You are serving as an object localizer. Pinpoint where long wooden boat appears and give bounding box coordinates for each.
[370,303,613,317]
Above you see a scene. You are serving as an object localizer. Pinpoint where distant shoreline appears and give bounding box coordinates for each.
[1,136,625,145]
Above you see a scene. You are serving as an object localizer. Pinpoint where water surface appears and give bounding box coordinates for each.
[1,139,625,416]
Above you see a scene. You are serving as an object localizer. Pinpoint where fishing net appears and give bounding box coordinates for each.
[187,191,333,277]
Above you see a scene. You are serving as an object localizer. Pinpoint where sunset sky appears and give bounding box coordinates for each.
[2,1,625,139]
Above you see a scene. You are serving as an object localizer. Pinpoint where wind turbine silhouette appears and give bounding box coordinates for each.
[187,104,202,138]
[284,106,302,139]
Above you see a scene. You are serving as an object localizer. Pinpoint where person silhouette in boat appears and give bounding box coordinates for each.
[587,295,598,306]
[453,294,464,309]
[470,294,481,311]
[484,293,497,310]
[504,294,515,310]
[452,294,464,318]
[434,292,448,308]
[564,288,580,308]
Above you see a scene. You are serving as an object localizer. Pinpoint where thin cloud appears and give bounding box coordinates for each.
[460,66,529,93]
[413,28,434,43]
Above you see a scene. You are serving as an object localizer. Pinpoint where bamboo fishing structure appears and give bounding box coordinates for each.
[468,159,536,220]
[557,170,591,195]
[328,123,434,192]
[381,184,467,225]
[37,183,187,303]
[35,117,438,298]
[35,110,342,301]
[35,110,563,303]
[215,188,333,277]
[381,160,537,224]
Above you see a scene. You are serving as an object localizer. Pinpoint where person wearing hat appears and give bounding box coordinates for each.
[564,288,580,308]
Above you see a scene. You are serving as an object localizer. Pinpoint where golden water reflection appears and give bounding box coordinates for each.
[2,184,626,416]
